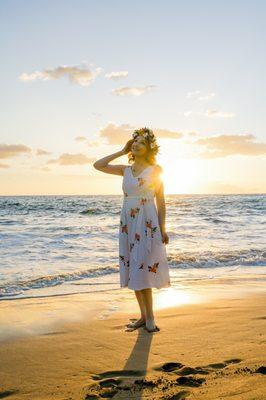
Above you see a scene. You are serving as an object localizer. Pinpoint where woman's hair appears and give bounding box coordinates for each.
[128,127,160,165]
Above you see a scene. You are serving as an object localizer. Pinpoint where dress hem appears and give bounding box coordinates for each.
[120,282,171,291]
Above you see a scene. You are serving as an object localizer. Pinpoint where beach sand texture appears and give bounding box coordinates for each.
[0,287,265,400]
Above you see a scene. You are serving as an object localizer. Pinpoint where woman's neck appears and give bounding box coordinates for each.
[133,156,149,166]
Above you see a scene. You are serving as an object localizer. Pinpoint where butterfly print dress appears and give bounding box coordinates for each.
[119,165,171,290]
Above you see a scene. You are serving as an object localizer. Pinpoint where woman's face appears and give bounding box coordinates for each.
[131,135,148,157]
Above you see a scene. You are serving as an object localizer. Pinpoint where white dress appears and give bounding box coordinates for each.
[119,164,171,290]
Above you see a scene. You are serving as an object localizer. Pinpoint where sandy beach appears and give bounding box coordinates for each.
[0,275,265,400]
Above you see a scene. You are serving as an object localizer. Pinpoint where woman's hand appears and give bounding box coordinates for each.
[161,230,169,245]
[122,139,134,155]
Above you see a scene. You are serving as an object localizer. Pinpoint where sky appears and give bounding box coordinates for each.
[0,0,265,195]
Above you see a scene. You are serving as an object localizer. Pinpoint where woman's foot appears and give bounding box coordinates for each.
[145,318,160,333]
[125,317,146,330]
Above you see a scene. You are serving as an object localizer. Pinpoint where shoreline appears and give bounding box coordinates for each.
[0,270,265,343]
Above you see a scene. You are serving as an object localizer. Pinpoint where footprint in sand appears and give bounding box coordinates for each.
[160,362,184,372]
[224,358,242,364]
[255,366,266,374]
[98,377,123,387]
[91,369,145,380]
[87,368,193,399]
[176,375,206,387]
[0,390,19,399]
[178,366,210,375]
[156,362,209,376]
[167,390,191,400]
[87,369,154,399]
[85,359,246,399]
[192,358,243,372]
[134,378,157,388]
[158,358,243,375]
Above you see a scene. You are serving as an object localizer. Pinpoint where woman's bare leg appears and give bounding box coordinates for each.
[126,290,146,329]
[134,289,147,320]
[141,288,154,319]
[141,288,158,331]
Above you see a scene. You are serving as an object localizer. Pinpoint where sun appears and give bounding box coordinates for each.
[161,158,205,194]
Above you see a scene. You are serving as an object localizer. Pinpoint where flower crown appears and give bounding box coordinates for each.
[132,127,157,149]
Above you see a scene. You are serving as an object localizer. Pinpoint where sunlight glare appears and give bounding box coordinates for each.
[162,158,206,194]
[154,287,200,309]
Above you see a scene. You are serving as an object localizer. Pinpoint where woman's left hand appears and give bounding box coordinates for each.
[161,230,169,245]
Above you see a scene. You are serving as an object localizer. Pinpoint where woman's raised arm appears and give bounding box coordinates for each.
[93,139,134,176]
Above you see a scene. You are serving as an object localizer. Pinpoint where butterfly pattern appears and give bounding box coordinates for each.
[140,197,147,205]
[145,219,158,238]
[120,220,128,234]
[137,177,145,187]
[148,262,159,273]
[135,233,140,241]
[130,207,140,218]
[119,255,130,268]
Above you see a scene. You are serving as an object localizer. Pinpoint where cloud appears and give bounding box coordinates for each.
[19,64,102,87]
[204,109,235,118]
[187,90,201,99]
[98,123,183,145]
[0,144,31,159]
[34,166,51,172]
[99,123,134,145]
[153,128,183,139]
[184,91,234,118]
[74,136,102,147]
[183,131,199,143]
[0,163,9,168]
[36,148,52,156]
[183,109,235,118]
[105,71,128,80]
[47,153,96,165]
[195,133,266,158]
[75,136,88,142]
[87,141,101,147]
[111,85,156,96]
[186,90,215,101]
[198,93,215,101]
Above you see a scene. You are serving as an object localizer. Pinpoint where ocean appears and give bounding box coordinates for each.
[0,194,265,300]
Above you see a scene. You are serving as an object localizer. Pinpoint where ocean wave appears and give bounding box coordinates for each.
[0,197,122,216]
[0,219,18,225]
[0,266,119,298]
[168,249,266,269]
[80,208,103,215]
[0,194,265,300]
[1,249,265,299]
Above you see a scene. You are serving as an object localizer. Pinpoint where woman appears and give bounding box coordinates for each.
[93,127,171,333]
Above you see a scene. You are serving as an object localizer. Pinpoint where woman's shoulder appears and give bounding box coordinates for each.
[152,164,163,174]
[150,164,163,183]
